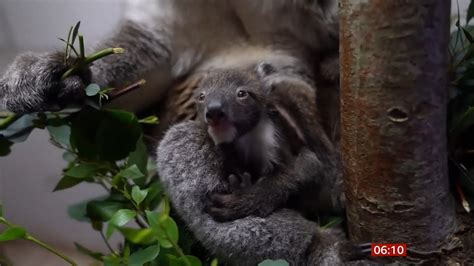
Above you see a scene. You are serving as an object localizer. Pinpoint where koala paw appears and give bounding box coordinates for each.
[204,174,277,222]
[0,52,91,113]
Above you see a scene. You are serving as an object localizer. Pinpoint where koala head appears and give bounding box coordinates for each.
[194,68,270,145]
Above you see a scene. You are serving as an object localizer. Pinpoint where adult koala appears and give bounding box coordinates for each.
[0,0,361,264]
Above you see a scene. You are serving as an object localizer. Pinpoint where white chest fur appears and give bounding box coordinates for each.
[235,119,280,174]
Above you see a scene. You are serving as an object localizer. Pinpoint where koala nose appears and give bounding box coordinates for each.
[205,102,226,122]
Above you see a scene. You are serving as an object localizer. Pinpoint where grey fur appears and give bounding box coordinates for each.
[194,68,343,223]
[0,0,339,113]
[157,121,350,265]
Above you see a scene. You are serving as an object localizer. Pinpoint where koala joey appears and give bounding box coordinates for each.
[193,63,343,223]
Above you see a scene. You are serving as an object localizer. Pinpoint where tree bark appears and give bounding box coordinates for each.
[340,0,456,254]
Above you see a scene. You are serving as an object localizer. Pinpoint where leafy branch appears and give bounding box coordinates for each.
[0,214,77,265]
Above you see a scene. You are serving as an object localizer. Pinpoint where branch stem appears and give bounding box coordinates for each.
[24,234,77,266]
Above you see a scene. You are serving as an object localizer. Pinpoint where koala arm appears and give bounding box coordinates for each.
[205,147,321,222]
[157,121,354,265]
[0,18,172,113]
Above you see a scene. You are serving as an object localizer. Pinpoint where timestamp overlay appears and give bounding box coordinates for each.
[371,244,407,257]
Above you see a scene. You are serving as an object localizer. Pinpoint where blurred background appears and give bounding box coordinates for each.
[0,0,470,265]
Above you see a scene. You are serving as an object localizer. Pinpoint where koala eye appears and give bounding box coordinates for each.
[197,92,206,102]
[237,90,248,99]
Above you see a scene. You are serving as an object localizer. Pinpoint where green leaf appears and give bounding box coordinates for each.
[0,137,13,156]
[0,226,26,241]
[157,196,170,217]
[74,242,103,261]
[71,21,81,47]
[85,83,101,96]
[47,125,71,146]
[258,259,289,266]
[321,217,343,228]
[67,200,90,222]
[129,244,160,266]
[138,115,159,124]
[86,199,128,222]
[65,164,98,178]
[96,109,142,161]
[210,258,218,266]
[53,176,83,191]
[64,26,73,60]
[463,27,474,44]
[103,256,123,266]
[70,108,141,161]
[167,255,181,266]
[119,227,156,245]
[0,114,36,143]
[178,256,202,266]
[0,203,3,217]
[131,186,148,205]
[127,136,148,177]
[106,209,136,238]
[143,181,163,210]
[468,0,474,24]
[450,106,474,137]
[120,165,145,179]
[62,151,77,162]
[146,211,179,248]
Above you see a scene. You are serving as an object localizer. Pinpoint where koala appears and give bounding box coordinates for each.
[193,64,342,223]
[0,0,353,264]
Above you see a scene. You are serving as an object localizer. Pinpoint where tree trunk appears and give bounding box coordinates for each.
[339,0,456,255]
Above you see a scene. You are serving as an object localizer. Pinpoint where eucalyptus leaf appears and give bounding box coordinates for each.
[127,136,148,177]
[146,211,178,249]
[463,27,474,44]
[129,244,160,266]
[86,199,128,222]
[47,125,71,146]
[53,176,84,191]
[70,109,141,161]
[178,256,202,266]
[131,186,148,205]
[0,226,26,242]
[68,200,90,222]
[85,83,101,96]
[96,109,141,161]
[0,137,13,156]
[138,115,159,124]
[119,227,156,245]
[120,165,145,179]
[65,164,99,178]
[104,256,123,266]
[62,151,77,162]
[106,209,136,238]
[0,114,36,143]
[71,21,81,47]
[143,181,163,210]
[468,0,474,24]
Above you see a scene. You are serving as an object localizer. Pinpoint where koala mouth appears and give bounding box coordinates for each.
[207,121,237,144]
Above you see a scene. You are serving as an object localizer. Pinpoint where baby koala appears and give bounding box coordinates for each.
[194,63,342,222]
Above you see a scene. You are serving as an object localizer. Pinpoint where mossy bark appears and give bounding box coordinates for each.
[340,0,456,257]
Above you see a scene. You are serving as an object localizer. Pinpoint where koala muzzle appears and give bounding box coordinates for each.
[205,101,226,124]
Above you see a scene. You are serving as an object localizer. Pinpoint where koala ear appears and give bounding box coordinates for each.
[256,62,275,78]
